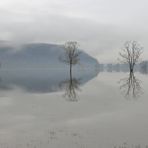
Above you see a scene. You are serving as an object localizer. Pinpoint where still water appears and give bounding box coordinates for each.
[0,68,148,148]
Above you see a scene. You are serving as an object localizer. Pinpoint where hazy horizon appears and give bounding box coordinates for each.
[0,0,148,62]
[0,1,148,147]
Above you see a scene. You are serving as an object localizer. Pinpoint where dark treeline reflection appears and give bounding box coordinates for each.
[98,62,148,74]
[119,72,143,99]
[0,68,98,99]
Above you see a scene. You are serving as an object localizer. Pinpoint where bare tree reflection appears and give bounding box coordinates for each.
[59,77,81,102]
[119,72,143,99]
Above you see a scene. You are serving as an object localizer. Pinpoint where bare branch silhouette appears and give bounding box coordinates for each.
[59,78,81,102]
[59,41,81,77]
[119,72,143,99]
[119,41,143,73]
[58,41,82,101]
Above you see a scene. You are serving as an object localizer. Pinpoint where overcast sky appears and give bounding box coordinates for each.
[0,0,148,62]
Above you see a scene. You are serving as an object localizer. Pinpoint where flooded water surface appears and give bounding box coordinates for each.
[0,69,148,148]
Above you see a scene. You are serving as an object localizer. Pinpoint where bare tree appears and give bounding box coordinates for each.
[119,41,143,73]
[60,41,81,78]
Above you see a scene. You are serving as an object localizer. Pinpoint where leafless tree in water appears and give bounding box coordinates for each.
[60,41,81,78]
[119,72,143,99]
[118,41,143,73]
[59,41,82,101]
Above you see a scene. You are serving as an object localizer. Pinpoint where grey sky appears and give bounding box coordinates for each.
[0,0,148,62]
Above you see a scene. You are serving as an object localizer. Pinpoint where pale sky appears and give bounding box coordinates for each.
[0,0,148,62]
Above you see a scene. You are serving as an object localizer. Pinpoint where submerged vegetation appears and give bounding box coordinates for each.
[114,143,148,148]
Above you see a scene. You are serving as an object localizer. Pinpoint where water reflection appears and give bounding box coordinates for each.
[0,68,98,96]
[119,72,143,99]
[59,78,81,101]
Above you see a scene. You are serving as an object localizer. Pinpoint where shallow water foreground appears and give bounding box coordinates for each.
[0,70,148,148]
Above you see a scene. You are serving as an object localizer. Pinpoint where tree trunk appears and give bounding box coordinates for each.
[130,68,133,73]
[70,63,72,82]
[129,63,134,73]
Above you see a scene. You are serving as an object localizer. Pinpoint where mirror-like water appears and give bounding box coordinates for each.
[0,69,148,148]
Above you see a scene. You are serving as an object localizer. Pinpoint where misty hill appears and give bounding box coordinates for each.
[0,43,99,69]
